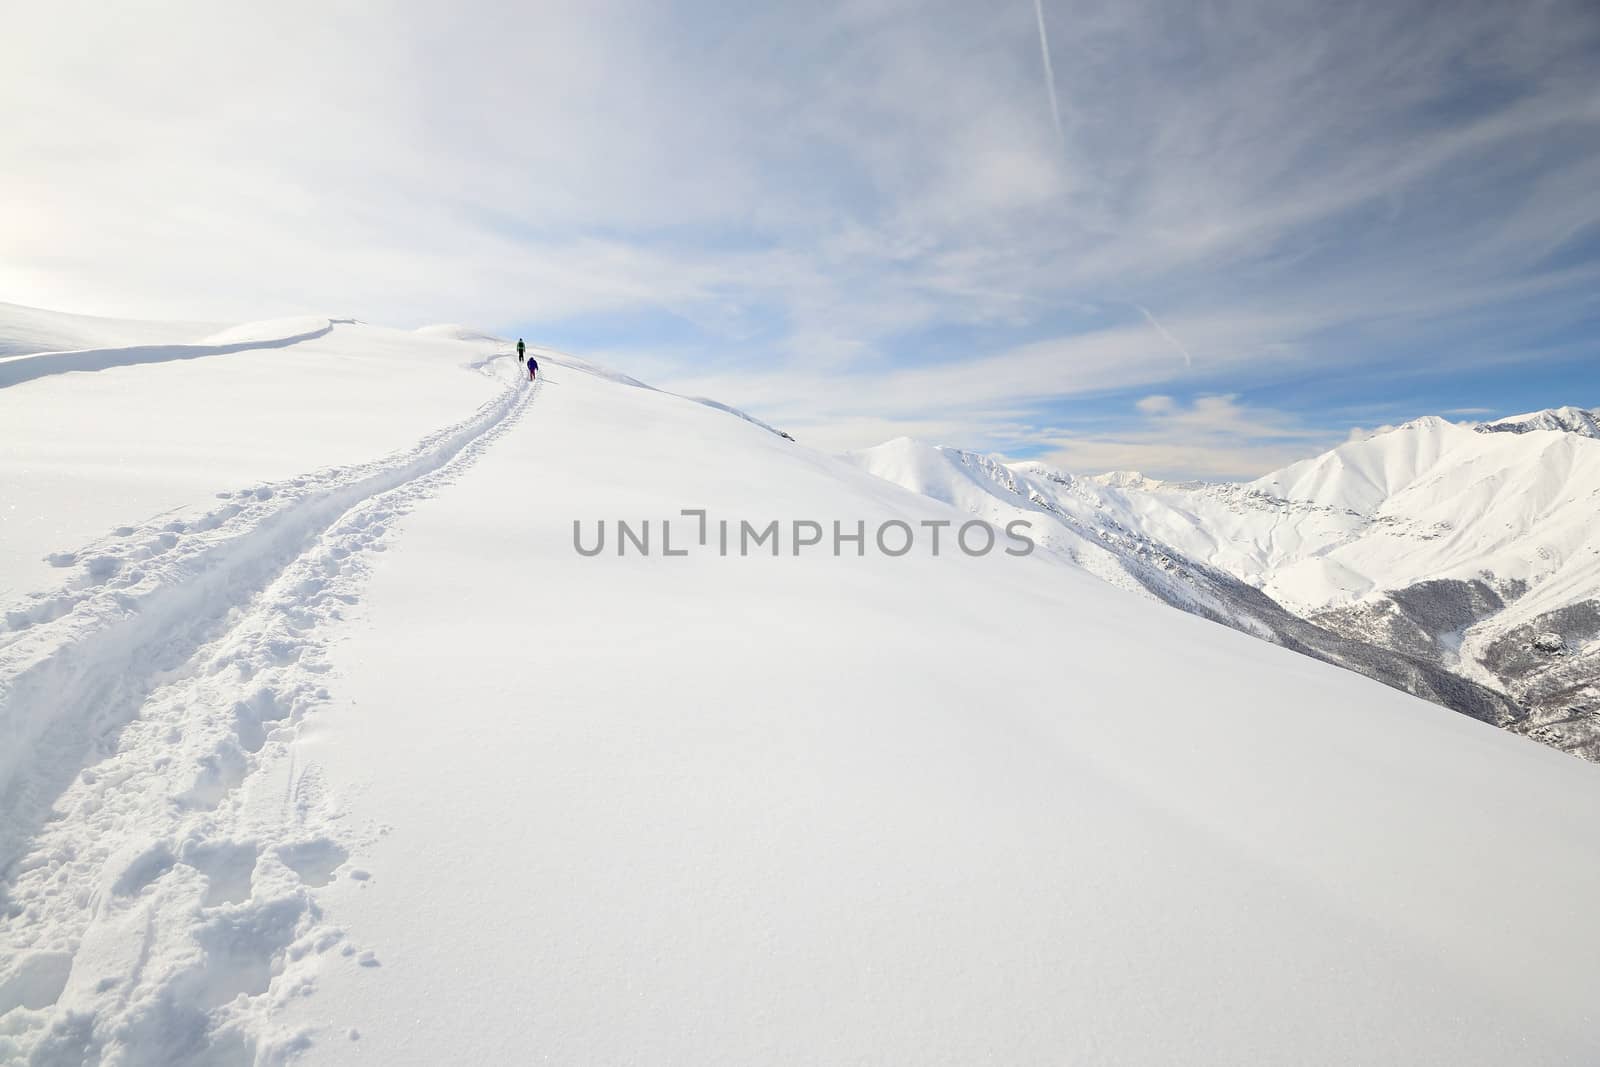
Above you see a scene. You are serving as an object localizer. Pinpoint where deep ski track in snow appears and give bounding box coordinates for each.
[0,363,534,1064]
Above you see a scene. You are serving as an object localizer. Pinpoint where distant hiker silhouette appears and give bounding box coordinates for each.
[528,356,539,382]
[517,338,526,363]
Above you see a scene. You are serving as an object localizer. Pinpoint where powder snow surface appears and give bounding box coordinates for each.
[0,318,504,599]
[1,304,1598,1064]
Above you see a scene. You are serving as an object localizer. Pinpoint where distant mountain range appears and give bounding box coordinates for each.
[852,407,1600,760]
[1477,405,1600,439]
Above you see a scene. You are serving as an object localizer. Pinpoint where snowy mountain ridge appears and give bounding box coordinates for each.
[2,302,1599,1062]
[853,407,1600,759]
[1476,404,1600,439]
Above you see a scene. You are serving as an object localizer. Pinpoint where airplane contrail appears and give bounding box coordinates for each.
[1132,303,1194,368]
[1032,0,1065,149]
[1030,5,1185,375]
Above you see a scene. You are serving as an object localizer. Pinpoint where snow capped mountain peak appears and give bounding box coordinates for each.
[855,403,1600,762]
[1086,469,1162,490]
[1393,414,1455,433]
[1248,414,1474,514]
[1476,405,1600,439]
[849,437,1015,506]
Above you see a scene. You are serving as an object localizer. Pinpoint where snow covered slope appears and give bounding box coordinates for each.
[855,412,1600,759]
[0,301,218,359]
[1241,416,1600,618]
[0,312,512,600]
[2,318,1598,1063]
[851,438,1523,726]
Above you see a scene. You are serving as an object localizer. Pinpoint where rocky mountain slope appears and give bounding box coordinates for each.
[852,410,1600,759]
[1477,405,1600,439]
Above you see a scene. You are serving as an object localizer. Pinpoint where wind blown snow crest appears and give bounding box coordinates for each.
[0,318,343,389]
[0,301,220,359]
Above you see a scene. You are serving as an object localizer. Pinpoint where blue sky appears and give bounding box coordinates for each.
[5,0,1597,477]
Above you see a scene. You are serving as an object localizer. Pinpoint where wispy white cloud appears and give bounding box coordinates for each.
[3,0,1596,464]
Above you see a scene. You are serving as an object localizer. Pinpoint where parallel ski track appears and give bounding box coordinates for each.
[0,367,535,1062]
[0,371,532,878]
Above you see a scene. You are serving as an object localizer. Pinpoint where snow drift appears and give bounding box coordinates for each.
[0,301,218,359]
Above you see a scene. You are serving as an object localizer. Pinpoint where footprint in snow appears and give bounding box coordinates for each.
[111,840,177,897]
[277,839,349,888]
[184,839,260,907]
